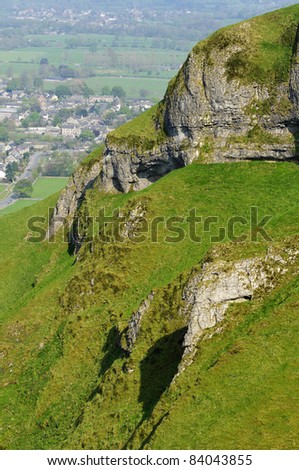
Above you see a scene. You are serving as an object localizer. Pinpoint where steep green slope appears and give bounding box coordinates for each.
[1,161,298,449]
[133,271,299,450]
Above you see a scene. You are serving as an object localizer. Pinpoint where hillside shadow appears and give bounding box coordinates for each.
[123,327,187,449]
[139,327,187,419]
[67,174,100,255]
[82,326,123,406]
[99,325,124,376]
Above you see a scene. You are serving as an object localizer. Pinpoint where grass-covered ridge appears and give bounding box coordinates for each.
[0,160,298,449]
[204,3,299,85]
[106,102,167,151]
[80,143,105,169]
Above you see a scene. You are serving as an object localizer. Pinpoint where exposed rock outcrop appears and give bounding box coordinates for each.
[100,9,299,195]
[121,292,155,353]
[180,245,299,367]
[48,160,101,239]
[290,25,299,115]
[100,141,193,193]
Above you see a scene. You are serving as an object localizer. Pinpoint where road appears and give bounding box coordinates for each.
[19,151,44,181]
[0,151,45,210]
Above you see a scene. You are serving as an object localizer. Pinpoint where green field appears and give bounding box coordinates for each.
[0,183,7,196]
[0,32,192,99]
[0,199,38,215]
[31,177,69,199]
[85,76,170,99]
[0,177,68,215]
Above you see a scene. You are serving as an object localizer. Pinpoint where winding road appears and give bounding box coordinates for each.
[0,151,45,210]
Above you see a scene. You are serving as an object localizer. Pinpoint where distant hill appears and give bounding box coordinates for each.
[0,0,296,14]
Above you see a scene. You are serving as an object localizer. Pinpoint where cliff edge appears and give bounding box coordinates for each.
[51,5,299,234]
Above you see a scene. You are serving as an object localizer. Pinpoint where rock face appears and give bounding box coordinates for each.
[49,7,299,235]
[163,24,299,163]
[290,25,299,116]
[180,246,299,362]
[122,292,155,353]
[48,160,101,239]
[100,9,299,195]
[100,141,193,193]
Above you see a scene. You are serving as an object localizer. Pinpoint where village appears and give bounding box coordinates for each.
[0,78,152,183]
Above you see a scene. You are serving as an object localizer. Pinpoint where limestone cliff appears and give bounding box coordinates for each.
[50,5,299,235]
[48,154,102,239]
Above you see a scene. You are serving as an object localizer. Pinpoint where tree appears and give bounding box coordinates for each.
[33,77,44,91]
[139,88,150,98]
[104,110,117,125]
[111,86,126,98]
[58,65,76,79]
[0,127,9,142]
[14,179,33,198]
[30,103,41,113]
[75,107,88,117]
[89,43,98,54]
[20,72,33,91]
[5,163,18,182]
[81,83,94,98]
[6,77,20,92]
[55,85,72,99]
[40,58,49,65]
[53,108,73,126]
[21,112,42,128]
[101,86,111,95]
[79,129,95,142]
[106,48,118,67]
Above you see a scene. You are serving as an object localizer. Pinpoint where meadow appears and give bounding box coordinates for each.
[0,33,194,99]
[31,177,69,199]
[0,177,68,215]
[0,183,8,199]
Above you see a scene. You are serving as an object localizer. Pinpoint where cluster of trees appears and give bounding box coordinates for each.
[21,112,42,128]
[5,153,30,182]
[54,82,94,99]
[0,126,9,142]
[6,74,43,93]
[101,85,126,98]
[39,151,77,177]
[13,179,33,198]
[6,74,95,100]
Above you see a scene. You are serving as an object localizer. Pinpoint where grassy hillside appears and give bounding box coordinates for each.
[135,271,299,450]
[0,160,298,449]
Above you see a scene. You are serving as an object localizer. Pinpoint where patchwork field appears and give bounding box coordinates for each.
[0,33,194,99]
